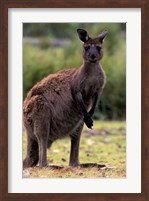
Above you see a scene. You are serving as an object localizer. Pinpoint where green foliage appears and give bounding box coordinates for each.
[23,23,126,120]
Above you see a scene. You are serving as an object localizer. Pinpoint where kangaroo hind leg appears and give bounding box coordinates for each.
[23,128,39,168]
[69,122,84,167]
[34,120,49,168]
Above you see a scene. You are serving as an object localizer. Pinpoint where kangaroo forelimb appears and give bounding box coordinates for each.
[75,91,93,129]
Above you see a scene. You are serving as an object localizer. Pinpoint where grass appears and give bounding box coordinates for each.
[23,121,126,178]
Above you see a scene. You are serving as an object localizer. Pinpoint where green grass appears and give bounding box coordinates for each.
[23,121,126,178]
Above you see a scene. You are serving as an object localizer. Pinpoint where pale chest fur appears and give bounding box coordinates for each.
[83,76,101,94]
[80,68,105,98]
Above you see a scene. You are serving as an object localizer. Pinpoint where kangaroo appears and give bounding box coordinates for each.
[23,28,108,168]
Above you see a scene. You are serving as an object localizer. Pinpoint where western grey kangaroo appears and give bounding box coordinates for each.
[23,28,108,168]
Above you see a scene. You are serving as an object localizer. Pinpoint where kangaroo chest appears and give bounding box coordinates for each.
[81,76,101,97]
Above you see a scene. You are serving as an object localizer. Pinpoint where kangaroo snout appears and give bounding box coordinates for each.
[90,54,96,60]
[89,54,97,63]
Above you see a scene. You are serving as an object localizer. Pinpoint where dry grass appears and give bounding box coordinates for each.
[23,121,126,178]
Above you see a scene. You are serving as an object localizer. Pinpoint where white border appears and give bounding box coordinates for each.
[8,8,141,193]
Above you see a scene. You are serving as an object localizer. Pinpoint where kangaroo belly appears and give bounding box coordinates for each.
[49,102,83,140]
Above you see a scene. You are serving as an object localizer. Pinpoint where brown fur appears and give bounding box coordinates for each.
[23,29,108,168]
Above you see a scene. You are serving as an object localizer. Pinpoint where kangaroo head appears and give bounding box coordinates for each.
[77,28,108,64]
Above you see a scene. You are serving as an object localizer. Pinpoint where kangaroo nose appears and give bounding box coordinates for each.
[91,54,96,60]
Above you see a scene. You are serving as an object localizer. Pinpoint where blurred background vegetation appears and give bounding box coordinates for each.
[23,23,126,120]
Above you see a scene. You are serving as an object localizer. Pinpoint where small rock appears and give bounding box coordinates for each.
[100,165,116,170]
[23,170,30,178]
[63,144,68,148]
[86,139,95,145]
[101,139,112,144]
[48,159,53,163]
[61,158,66,162]
[53,149,60,153]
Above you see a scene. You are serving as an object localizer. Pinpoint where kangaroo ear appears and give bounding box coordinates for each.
[77,29,90,43]
[98,30,108,43]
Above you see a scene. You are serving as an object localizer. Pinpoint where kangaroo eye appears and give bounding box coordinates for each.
[96,46,101,51]
[84,46,90,51]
